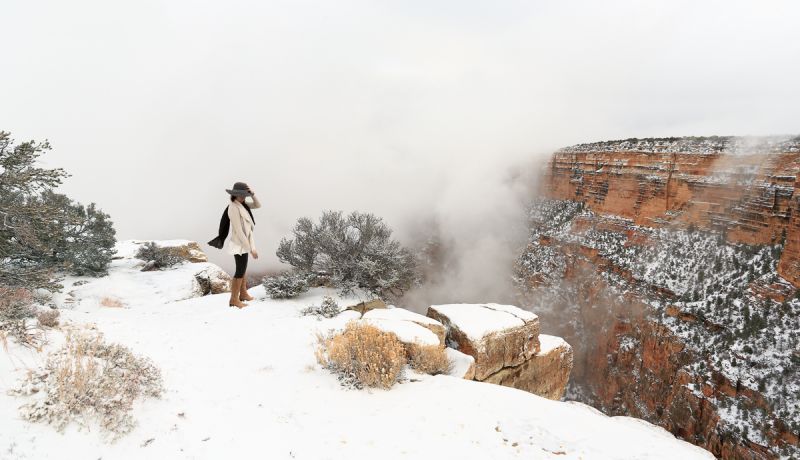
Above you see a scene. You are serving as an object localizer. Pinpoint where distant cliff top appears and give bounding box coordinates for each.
[559,135,800,155]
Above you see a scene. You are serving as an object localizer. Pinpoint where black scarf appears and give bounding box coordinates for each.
[207,202,254,249]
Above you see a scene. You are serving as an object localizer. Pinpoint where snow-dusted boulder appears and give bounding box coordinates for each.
[192,265,231,295]
[363,307,446,345]
[482,335,573,400]
[445,348,476,380]
[427,303,540,380]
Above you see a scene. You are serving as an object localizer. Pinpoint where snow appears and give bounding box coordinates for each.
[362,306,442,328]
[430,304,535,342]
[538,334,567,354]
[360,317,440,346]
[481,303,538,322]
[48,254,222,309]
[0,247,713,459]
[445,348,475,379]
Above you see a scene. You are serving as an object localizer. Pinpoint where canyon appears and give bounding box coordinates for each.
[517,137,800,459]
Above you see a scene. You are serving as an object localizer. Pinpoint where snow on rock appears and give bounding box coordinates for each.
[191,265,231,295]
[427,303,541,380]
[0,243,714,460]
[330,309,362,327]
[360,317,441,347]
[483,334,574,400]
[363,306,446,345]
[446,348,476,380]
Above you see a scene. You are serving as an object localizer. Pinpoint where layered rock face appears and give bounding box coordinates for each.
[481,335,573,400]
[341,303,572,399]
[520,137,800,459]
[427,303,573,400]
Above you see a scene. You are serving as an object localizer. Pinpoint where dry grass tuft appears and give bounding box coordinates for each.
[0,287,44,349]
[100,297,124,308]
[407,343,453,375]
[316,321,405,389]
[36,309,60,328]
[10,328,163,440]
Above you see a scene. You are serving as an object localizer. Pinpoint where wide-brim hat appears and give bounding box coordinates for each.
[226,182,253,197]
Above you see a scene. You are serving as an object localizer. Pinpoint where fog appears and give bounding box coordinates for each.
[2,0,799,306]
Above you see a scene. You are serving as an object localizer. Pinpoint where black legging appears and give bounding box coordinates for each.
[233,253,249,279]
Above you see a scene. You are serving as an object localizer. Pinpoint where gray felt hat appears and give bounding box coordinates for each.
[225,182,253,197]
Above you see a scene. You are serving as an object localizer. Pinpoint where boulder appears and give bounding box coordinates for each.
[168,240,209,263]
[363,307,446,345]
[445,348,476,380]
[427,303,540,380]
[193,265,231,295]
[482,334,573,400]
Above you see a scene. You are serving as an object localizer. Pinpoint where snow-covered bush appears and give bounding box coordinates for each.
[263,271,310,299]
[11,329,164,440]
[301,295,340,319]
[276,211,419,299]
[135,242,183,270]
[407,343,452,375]
[315,322,405,389]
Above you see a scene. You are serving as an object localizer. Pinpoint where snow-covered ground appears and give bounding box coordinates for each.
[0,243,713,459]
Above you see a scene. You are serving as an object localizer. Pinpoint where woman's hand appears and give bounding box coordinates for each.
[251,250,259,259]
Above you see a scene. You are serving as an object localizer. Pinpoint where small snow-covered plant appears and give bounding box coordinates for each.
[263,271,310,299]
[10,328,164,440]
[315,322,405,389]
[135,242,183,270]
[407,343,452,376]
[301,296,340,319]
[36,309,60,328]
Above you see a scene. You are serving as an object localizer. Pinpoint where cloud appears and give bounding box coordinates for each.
[2,0,799,305]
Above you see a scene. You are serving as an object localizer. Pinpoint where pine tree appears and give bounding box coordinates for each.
[0,132,116,291]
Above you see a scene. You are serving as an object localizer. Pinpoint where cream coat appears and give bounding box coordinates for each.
[227,195,261,255]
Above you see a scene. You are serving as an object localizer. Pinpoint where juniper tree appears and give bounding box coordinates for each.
[277,211,419,299]
[0,132,116,291]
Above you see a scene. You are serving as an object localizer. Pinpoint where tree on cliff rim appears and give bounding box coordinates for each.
[0,131,117,292]
[276,210,419,300]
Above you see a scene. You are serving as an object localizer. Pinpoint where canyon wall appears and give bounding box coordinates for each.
[520,137,800,459]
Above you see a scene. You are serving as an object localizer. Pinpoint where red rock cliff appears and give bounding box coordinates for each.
[519,137,800,460]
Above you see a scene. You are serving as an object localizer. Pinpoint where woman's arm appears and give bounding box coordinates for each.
[247,193,261,209]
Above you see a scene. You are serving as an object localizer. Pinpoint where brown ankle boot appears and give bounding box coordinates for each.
[239,277,254,302]
[229,278,246,309]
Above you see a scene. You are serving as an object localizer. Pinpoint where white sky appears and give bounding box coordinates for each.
[2,0,799,293]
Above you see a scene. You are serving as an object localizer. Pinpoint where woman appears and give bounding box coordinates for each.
[225,182,260,309]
